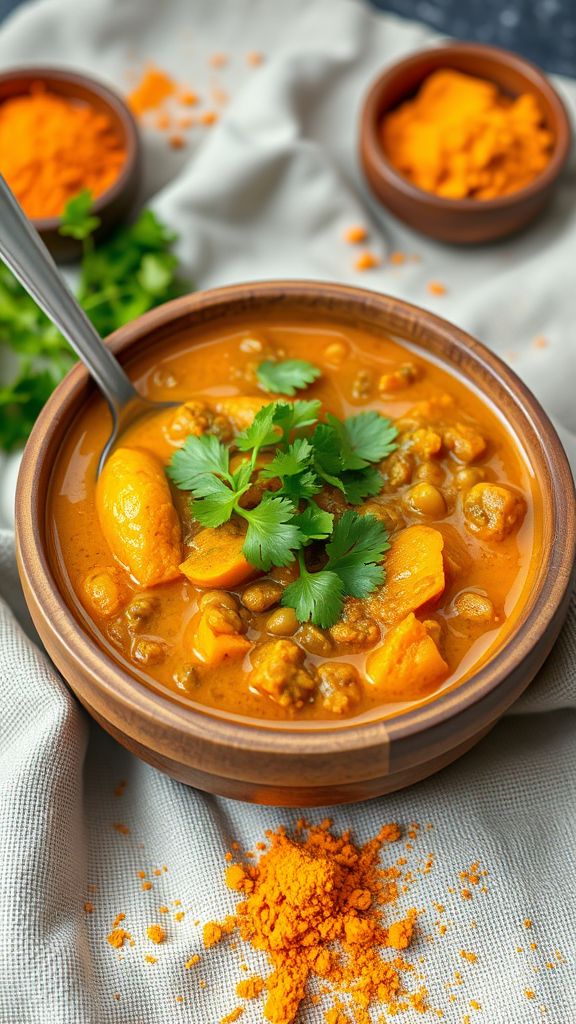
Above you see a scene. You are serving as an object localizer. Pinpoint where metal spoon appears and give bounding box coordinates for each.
[0,176,175,473]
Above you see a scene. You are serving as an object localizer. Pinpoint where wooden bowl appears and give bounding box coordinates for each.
[0,67,141,261]
[15,283,576,806]
[359,44,572,244]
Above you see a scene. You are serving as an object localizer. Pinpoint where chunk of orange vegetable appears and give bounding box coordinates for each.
[214,395,270,431]
[96,447,182,587]
[191,610,251,665]
[370,525,445,625]
[366,613,448,700]
[180,524,256,589]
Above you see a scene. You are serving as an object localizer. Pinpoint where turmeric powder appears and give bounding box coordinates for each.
[203,820,419,1024]
[382,69,553,200]
[0,83,125,219]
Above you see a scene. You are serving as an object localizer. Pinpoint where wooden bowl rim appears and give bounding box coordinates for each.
[16,281,576,758]
[0,66,140,230]
[360,41,572,213]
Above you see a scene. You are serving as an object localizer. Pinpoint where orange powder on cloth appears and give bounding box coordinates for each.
[128,65,176,115]
[203,820,419,1024]
[0,82,126,219]
[381,69,553,200]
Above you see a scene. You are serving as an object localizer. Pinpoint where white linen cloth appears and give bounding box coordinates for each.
[0,1,575,1021]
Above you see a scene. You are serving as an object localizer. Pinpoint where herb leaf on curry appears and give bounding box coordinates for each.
[167,398,397,626]
[257,359,321,396]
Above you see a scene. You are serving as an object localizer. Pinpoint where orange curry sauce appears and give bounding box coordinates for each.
[48,316,541,725]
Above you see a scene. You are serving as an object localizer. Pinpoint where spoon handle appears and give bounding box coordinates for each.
[0,176,138,413]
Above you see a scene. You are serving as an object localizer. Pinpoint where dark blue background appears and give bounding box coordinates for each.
[0,0,574,78]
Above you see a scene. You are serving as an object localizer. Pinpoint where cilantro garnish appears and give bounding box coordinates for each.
[168,398,398,626]
[257,359,321,396]
[0,191,188,452]
[281,512,389,628]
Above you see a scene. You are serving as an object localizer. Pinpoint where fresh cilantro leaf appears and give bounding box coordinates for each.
[326,510,389,597]
[166,433,230,489]
[0,193,189,452]
[0,368,59,452]
[282,567,344,629]
[239,496,302,570]
[340,466,385,505]
[257,359,321,397]
[343,411,398,463]
[273,399,322,439]
[128,209,177,247]
[293,505,334,542]
[310,422,345,490]
[59,189,101,240]
[235,402,281,452]
[325,413,367,471]
[278,468,322,503]
[137,252,178,295]
[189,476,239,528]
[260,438,313,480]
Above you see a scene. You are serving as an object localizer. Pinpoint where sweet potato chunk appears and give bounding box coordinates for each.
[191,606,251,666]
[97,448,182,587]
[369,525,445,625]
[366,613,449,701]
[180,523,256,589]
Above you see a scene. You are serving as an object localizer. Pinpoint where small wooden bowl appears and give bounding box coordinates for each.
[15,283,576,806]
[0,67,141,261]
[359,44,572,244]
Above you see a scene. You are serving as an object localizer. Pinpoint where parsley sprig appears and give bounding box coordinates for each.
[168,399,397,627]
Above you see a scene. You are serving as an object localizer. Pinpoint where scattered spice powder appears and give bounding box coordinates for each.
[147,924,166,944]
[246,52,264,67]
[389,251,407,265]
[114,780,127,797]
[107,927,131,949]
[169,134,186,150]
[159,905,169,914]
[0,83,126,219]
[84,901,94,914]
[128,65,176,115]
[145,955,157,965]
[524,919,533,929]
[201,820,424,1024]
[525,989,536,999]
[141,881,153,892]
[236,976,265,999]
[174,911,185,922]
[220,1010,244,1024]
[180,89,199,106]
[210,53,228,68]
[354,251,380,271]
[343,225,368,244]
[381,69,552,199]
[185,954,201,969]
[427,281,447,296]
[460,951,478,964]
[112,822,130,835]
[201,110,218,126]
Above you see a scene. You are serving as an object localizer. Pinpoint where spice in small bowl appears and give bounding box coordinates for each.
[359,43,572,244]
[0,68,140,260]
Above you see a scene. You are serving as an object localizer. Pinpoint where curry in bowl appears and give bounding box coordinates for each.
[48,313,539,726]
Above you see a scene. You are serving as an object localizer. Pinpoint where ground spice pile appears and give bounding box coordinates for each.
[0,82,126,218]
[381,68,553,200]
[204,819,420,1023]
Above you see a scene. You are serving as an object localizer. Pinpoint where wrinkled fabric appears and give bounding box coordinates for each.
[0,1,574,1022]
